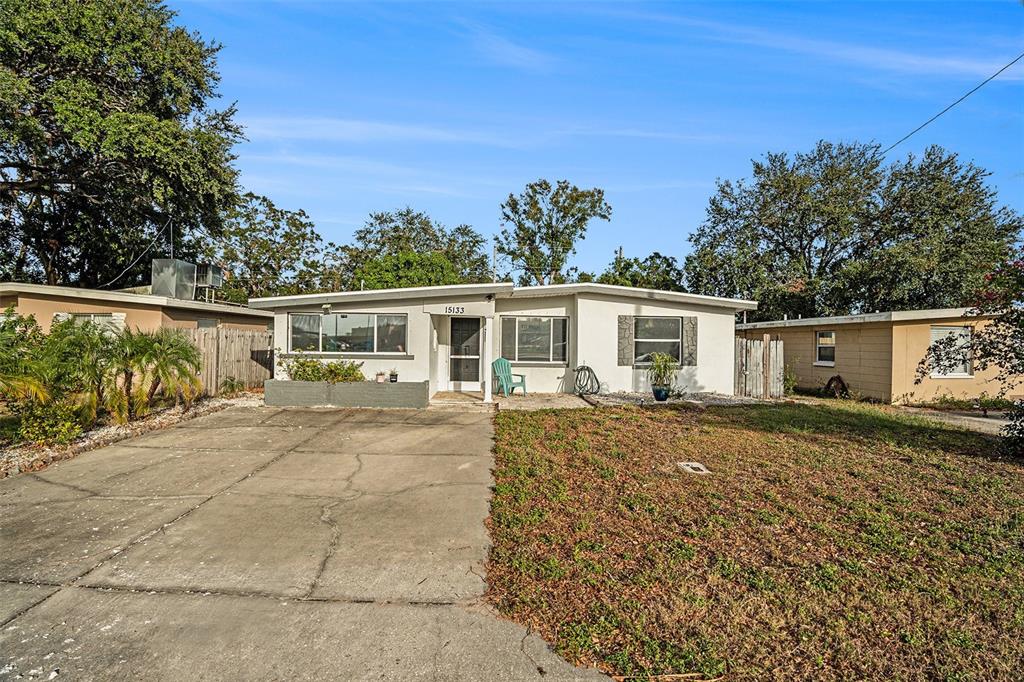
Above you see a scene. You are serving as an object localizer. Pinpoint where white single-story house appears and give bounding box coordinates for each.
[249,282,757,402]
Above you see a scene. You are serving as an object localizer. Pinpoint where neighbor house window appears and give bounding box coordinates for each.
[634,317,681,363]
[62,312,124,332]
[929,326,972,377]
[500,317,568,363]
[815,331,835,366]
[288,312,407,354]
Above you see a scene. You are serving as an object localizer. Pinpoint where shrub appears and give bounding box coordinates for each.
[220,376,246,396]
[323,360,365,383]
[16,401,83,445]
[783,365,799,396]
[285,356,365,383]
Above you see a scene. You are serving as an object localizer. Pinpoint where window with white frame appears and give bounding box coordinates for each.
[929,326,972,377]
[288,312,408,354]
[815,331,835,365]
[59,312,124,333]
[500,316,568,363]
[634,317,681,363]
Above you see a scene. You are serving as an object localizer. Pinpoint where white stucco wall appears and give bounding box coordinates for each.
[269,289,740,396]
[271,296,489,384]
[574,293,737,395]
[492,295,576,393]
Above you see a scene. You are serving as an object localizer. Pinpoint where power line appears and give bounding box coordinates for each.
[98,217,172,288]
[879,50,1024,156]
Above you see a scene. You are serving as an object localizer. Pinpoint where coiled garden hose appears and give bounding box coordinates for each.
[573,365,601,396]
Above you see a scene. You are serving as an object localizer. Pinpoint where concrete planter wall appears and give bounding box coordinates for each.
[264,380,430,408]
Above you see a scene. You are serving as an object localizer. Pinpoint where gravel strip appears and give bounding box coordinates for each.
[588,391,763,407]
[0,393,264,479]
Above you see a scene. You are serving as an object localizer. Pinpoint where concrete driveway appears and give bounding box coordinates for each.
[0,406,603,681]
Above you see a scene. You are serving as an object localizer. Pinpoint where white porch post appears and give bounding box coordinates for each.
[482,315,493,403]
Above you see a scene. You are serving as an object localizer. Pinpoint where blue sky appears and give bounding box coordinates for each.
[175,1,1024,274]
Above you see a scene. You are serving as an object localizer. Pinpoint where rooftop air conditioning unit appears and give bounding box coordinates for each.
[196,263,224,289]
[151,259,197,300]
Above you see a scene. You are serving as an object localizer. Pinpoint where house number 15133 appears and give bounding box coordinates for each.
[443,305,466,314]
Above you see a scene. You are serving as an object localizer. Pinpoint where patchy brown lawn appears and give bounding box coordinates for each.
[486,402,1024,681]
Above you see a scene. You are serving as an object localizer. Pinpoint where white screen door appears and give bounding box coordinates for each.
[449,317,481,391]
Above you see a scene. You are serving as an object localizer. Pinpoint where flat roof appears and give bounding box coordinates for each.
[510,282,758,310]
[737,307,978,331]
[249,282,515,309]
[0,282,272,318]
[249,281,757,312]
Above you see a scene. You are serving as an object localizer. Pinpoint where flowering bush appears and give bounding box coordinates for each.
[919,250,1024,454]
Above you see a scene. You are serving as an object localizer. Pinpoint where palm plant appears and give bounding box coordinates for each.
[104,328,152,423]
[141,328,203,407]
[0,311,48,403]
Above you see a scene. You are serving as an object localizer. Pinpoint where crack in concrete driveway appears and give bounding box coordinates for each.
[0,406,605,680]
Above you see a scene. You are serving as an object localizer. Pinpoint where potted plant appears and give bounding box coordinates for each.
[375,370,387,384]
[389,368,398,383]
[646,352,677,402]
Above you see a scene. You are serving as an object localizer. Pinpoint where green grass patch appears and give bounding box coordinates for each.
[486,402,1022,680]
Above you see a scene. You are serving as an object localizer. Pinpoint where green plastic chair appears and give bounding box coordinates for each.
[492,357,526,396]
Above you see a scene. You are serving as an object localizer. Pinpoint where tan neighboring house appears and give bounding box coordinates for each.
[737,308,1019,404]
[0,282,272,333]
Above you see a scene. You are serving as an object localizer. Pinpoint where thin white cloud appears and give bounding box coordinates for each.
[457,19,559,72]
[243,116,749,148]
[609,9,1023,80]
[242,117,517,147]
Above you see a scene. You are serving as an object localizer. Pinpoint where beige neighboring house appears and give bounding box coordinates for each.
[737,308,1019,404]
[0,282,273,333]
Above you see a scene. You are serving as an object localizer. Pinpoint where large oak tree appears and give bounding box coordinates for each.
[0,0,241,286]
[684,141,1021,321]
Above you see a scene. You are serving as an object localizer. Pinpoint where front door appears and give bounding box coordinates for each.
[449,317,481,391]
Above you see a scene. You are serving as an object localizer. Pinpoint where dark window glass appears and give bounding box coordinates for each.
[500,317,516,360]
[552,318,568,362]
[635,317,680,340]
[290,314,320,351]
[634,340,680,363]
[517,317,551,361]
[323,313,373,352]
[376,314,407,353]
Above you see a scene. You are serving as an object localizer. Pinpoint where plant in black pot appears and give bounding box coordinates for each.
[389,368,398,383]
[646,352,677,402]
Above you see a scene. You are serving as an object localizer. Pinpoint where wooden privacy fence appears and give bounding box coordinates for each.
[182,328,273,396]
[735,335,785,399]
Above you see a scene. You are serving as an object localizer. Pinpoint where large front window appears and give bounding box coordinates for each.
[288,313,408,353]
[500,317,568,363]
[634,317,681,363]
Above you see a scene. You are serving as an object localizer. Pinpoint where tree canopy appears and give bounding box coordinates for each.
[684,141,1021,321]
[318,207,491,291]
[352,251,464,290]
[0,0,241,287]
[201,193,323,302]
[496,179,612,286]
[596,250,685,291]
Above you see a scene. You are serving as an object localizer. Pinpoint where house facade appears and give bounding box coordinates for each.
[737,308,1018,403]
[250,282,757,402]
[0,282,273,333]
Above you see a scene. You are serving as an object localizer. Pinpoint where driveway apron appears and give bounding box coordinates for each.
[0,406,604,680]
